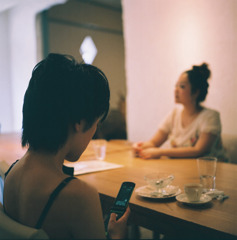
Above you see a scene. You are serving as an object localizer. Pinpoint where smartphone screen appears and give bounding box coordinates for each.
[104,181,135,230]
[110,182,135,218]
[111,182,135,212]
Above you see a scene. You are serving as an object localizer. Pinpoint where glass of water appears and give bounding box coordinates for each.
[92,139,107,160]
[197,157,217,192]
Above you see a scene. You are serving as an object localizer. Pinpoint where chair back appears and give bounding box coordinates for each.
[0,160,8,205]
[0,203,49,239]
[222,134,237,164]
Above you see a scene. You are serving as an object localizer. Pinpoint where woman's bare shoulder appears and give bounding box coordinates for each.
[51,177,105,238]
[59,177,99,205]
[73,177,96,192]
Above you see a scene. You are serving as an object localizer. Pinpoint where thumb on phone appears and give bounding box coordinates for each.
[119,206,130,222]
[109,213,117,223]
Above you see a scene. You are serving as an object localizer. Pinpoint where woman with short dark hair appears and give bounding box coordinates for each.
[4,53,130,239]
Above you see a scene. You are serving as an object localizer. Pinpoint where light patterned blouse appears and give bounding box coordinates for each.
[158,106,227,161]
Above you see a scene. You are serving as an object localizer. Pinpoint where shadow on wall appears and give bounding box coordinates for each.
[94,94,127,140]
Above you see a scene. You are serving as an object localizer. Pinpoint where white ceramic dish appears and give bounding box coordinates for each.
[176,193,212,205]
[135,185,181,199]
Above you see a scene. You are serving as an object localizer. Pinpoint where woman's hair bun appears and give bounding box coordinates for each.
[192,62,211,80]
[186,62,211,103]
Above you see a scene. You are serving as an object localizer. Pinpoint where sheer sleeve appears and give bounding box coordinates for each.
[158,108,177,134]
[200,110,221,135]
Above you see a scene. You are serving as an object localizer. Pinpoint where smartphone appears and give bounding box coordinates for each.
[105,181,135,230]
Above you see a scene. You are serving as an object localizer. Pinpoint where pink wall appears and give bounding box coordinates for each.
[122,0,237,141]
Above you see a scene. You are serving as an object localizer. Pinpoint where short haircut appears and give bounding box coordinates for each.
[186,63,211,104]
[22,53,110,152]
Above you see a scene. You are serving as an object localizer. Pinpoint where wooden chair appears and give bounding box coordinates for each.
[0,203,49,239]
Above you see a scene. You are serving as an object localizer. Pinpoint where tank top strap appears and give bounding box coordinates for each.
[4,160,19,178]
[35,176,76,229]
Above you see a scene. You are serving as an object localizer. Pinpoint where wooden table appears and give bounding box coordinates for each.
[1,134,237,239]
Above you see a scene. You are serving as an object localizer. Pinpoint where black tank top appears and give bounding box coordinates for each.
[5,160,76,229]
[35,176,76,229]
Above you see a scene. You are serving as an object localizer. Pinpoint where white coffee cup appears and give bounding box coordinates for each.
[184,183,203,202]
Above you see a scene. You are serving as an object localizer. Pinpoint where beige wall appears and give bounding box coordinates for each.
[46,0,126,109]
[122,0,237,142]
[0,0,66,133]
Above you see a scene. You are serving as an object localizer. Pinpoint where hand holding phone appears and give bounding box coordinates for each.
[107,207,131,239]
[104,181,135,231]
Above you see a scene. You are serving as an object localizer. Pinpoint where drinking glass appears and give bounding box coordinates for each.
[144,172,174,197]
[197,157,217,192]
[92,139,107,160]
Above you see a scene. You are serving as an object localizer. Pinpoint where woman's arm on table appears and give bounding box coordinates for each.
[133,130,168,156]
[139,132,217,159]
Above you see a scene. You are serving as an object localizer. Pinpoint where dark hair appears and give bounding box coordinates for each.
[22,53,110,152]
[186,63,211,104]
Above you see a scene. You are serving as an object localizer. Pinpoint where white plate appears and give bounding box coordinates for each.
[135,185,181,199]
[176,193,212,205]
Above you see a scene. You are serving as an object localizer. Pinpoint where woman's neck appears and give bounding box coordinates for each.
[183,102,202,116]
[23,148,66,174]
[181,104,203,128]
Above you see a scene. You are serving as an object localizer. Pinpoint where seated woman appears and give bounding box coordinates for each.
[3,53,130,239]
[133,63,226,161]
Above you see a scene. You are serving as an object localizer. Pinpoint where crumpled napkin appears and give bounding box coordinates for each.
[205,189,228,200]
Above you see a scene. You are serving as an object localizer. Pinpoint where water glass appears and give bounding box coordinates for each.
[92,139,107,160]
[197,157,217,192]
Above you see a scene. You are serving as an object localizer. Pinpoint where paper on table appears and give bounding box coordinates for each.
[64,160,123,175]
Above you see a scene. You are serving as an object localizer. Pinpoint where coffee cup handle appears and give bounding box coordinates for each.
[195,189,199,197]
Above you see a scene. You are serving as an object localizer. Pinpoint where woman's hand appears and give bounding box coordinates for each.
[139,148,162,159]
[107,207,130,239]
[132,142,143,157]
[132,141,155,157]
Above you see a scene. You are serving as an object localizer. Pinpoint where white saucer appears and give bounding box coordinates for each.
[176,193,212,205]
[135,185,181,199]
